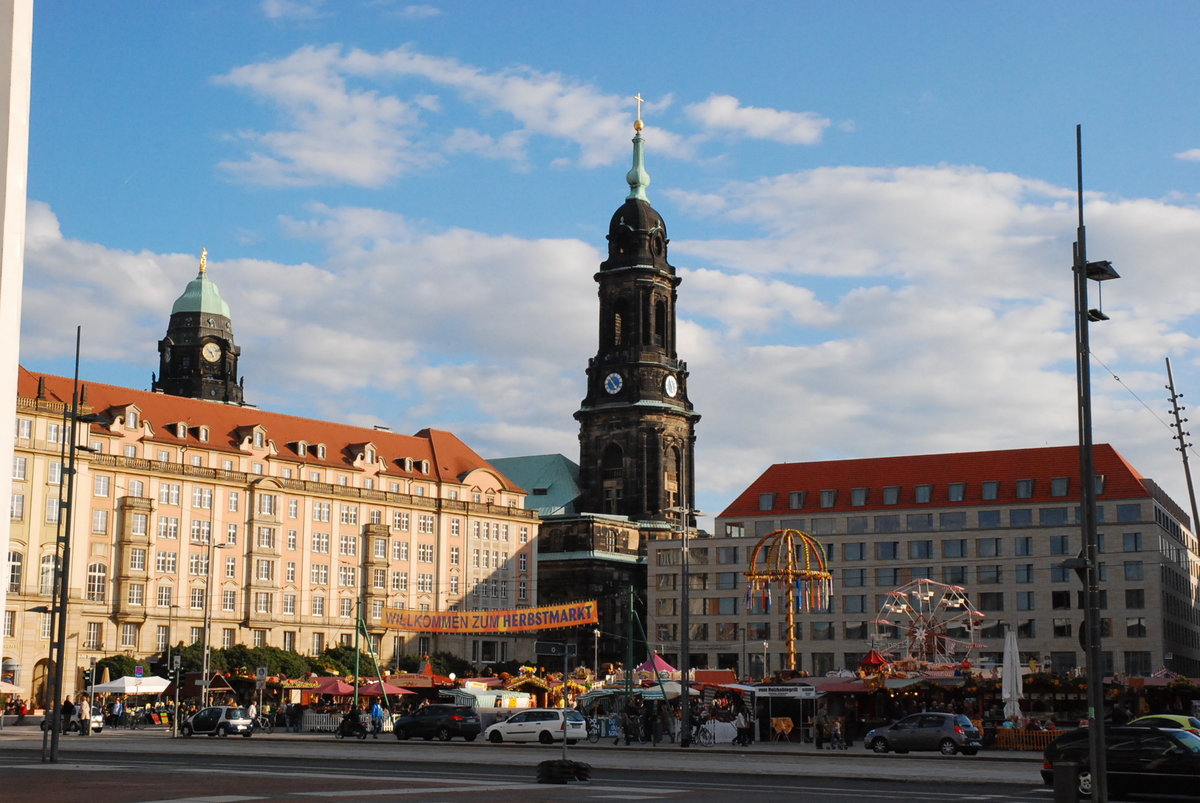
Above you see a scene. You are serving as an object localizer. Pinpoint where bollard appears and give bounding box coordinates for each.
[1053,760,1082,802]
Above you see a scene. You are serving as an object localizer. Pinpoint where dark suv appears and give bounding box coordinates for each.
[1042,725,1200,799]
[392,704,481,742]
[865,712,981,755]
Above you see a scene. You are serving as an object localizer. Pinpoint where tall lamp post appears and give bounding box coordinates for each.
[667,504,705,748]
[1069,124,1119,803]
[199,539,229,707]
[593,628,601,679]
[762,641,769,681]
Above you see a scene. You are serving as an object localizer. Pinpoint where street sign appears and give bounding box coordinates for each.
[134,665,144,678]
[534,641,577,656]
[256,666,268,681]
[754,685,820,699]
[255,680,265,690]
[172,655,181,670]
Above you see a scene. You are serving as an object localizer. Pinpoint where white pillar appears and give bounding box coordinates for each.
[0,0,34,684]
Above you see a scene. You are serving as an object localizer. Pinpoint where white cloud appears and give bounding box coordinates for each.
[260,0,327,21]
[1174,149,1200,162]
[397,5,441,19]
[685,94,830,145]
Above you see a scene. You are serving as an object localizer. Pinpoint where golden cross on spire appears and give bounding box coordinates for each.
[199,247,207,275]
[633,92,645,131]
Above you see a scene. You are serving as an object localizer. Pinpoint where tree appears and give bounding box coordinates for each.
[97,654,135,680]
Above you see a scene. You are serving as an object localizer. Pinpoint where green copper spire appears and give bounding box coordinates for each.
[625,93,650,202]
[171,248,232,318]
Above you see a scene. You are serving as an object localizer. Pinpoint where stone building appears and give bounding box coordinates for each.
[646,445,1200,679]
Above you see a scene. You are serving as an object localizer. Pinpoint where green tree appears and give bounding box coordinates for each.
[430,651,473,678]
[96,654,135,680]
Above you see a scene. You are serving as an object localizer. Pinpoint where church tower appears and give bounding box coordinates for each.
[152,249,245,404]
[575,109,699,523]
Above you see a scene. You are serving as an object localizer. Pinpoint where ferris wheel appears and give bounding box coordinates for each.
[869,578,985,666]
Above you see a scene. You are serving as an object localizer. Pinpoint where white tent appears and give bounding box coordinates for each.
[91,675,171,695]
[1001,630,1024,721]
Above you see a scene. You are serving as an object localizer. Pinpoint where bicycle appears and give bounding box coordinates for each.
[691,720,715,747]
[253,713,274,734]
[584,716,601,744]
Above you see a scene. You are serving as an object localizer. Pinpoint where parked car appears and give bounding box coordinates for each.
[392,704,480,742]
[180,705,253,738]
[40,710,104,734]
[1130,714,1200,735]
[1042,725,1200,799]
[865,712,981,755]
[483,708,587,745]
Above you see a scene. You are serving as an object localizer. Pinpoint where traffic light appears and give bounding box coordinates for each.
[82,667,93,688]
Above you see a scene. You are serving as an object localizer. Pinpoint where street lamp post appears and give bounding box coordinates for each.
[593,628,601,679]
[762,641,769,681]
[1070,124,1119,803]
[667,504,704,748]
[200,540,228,707]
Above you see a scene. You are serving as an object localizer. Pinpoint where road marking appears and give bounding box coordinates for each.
[138,798,261,803]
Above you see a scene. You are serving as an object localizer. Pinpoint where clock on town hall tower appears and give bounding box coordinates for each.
[152,249,245,404]
[574,109,700,523]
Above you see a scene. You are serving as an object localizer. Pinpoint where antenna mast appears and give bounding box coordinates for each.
[1165,357,1200,536]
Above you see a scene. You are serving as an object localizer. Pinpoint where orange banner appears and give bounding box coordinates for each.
[382,601,597,633]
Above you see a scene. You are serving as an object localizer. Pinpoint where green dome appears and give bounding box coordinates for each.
[171,251,231,318]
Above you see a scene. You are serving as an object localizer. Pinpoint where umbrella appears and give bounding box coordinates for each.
[1001,629,1024,721]
[99,666,111,685]
[312,677,356,696]
[635,653,677,675]
[91,675,171,694]
[357,681,414,696]
[0,680,21,694]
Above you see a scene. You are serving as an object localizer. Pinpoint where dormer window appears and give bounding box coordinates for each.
[253,430,265,449]
[176,423,187,439]
[948,482,966,502]
[883,486,900,505]
[419,460,430,474]
[296,442,307,457]
[850,488,868,507]
[366,448,375,464]
[127,411,139,429]
[914,484,933,504]
[316,444,326,459]
[403,458,414,472]
[788,491,806,509]
[198,426,209,443]
[819,489,836,508]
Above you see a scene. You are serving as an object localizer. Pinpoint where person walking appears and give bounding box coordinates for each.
[370,700,385,738]
[60,696,75,734]
[78,697,91,736]
[734,708,750,747]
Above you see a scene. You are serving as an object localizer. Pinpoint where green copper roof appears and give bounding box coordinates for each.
[171,260,231,318]
[625,131,650,202]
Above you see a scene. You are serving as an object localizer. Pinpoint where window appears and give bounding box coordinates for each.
[311,564,329,585]
[259,494,277,516]
[1049,535,1071,555]
[312,532,330,553]
[83,620,99,648]
[191,486,213,509]
[1116,503,1141,523]
[190,520,211,544]
[876,567,900,586]
[1040,507,1069,525]
[942,539,966,558]
[156,584,173,607]
[977,565,1002,584]
[94,474,110,496]
[1050,477,1070,497]
[372,568,386,589]
[1125,617,1147,638]
[914,484,932,503]
[6,551,21,592]
[788,491,806,509]
[287,530,297,550]
[15,417,31,439]
[129,547,146,571]
[10,493,24,520]
[256,527,275,549]
[1016,479,1034,498]
[1009,508,1032,527]
[907,513,933,532]
[312,596,326,616]
[313,502,331,522]
[977,592,1004,611]
[288,499,298,518]
[881,486,900,505]
[255,559,274,582]
[1015,564,1034,583]
[188,553,210,576]
[978,510,1001,528]
[418,515,434,534]
[1125,589,1144,609]
[127,583,144,606]
[977,538,1002,558]
[1052,591,1072,609]
[131,512,148,536]
[418,544,434,562]
[938,511,966,530]
[843,542,865,561]
[979,480,999,500]
[393,511,410,530]
[338,566,357,587]
[1053,618,1073,638]
[1122,532,1142,552]
[1017,591,1035,610]
[758,493,776,511]
[850,488,868,506]
[45,495,60,523]
[819,489,836,508]
[947,482,966,502]
[339,598,354,617]
[392,572,408,591]
[91,508,109,534]
[875,515,901,533]
[449,546,460,565]
[339,534,358,556]
[157,516,179,539]
[222,590,236,611]
[1014,536,1032,556]
[843,568,865,587]
[255,592,272,614]
[86,562,107,601]
[1123,561,1143,581]
[339,504,358,525]
[159,483,181,505]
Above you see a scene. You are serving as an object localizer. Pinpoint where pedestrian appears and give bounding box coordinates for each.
[78,697,91,736]
[734,708,750,746]
[61,696,75,734]
[370,700,384,738]
[814,707,827,750]
[247,700,258,723]
[14,697,27,725]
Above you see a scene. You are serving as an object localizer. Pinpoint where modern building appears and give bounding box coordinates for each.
[646,445,1200,679]
[495,113,700,667]
[3,256,538,705]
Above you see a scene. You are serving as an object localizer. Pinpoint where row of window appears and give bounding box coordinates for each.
[757,477,1104,512]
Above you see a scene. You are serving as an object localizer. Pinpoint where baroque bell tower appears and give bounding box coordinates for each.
[575,103,699,523]
[152,249,245,404]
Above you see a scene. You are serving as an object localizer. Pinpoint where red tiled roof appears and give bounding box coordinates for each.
[18,367,516,489]
[719,444,1149,518]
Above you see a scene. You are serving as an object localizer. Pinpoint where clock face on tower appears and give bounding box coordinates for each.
[603,372,623,394]
[664,374,678,398]
[201,342,222,363]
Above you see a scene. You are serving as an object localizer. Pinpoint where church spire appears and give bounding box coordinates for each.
[625,93,650,202]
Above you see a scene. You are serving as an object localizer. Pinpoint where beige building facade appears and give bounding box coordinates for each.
[5,368,538,706]
[647,445,1200,680]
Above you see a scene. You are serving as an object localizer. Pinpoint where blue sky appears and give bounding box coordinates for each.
[21,1,1200,525]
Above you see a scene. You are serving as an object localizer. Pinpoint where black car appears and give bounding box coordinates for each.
[392,704,480,742]
[1042,725,1200,799]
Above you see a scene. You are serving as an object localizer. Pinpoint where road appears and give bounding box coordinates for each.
[0,725,1052,801]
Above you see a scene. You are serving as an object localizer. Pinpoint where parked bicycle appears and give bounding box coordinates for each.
[690,719,715,747]
[252,713,274,734]
[584,716,602,744]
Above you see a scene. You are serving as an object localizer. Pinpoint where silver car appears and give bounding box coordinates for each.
[867,712,981,755]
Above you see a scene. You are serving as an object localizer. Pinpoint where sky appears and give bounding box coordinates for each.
[19,1,1200,528]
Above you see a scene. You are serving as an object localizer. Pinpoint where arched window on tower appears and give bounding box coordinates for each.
[601,443,625,515]
[612,298,629,348]
[663,445,681,516]
[654,298,667,347]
